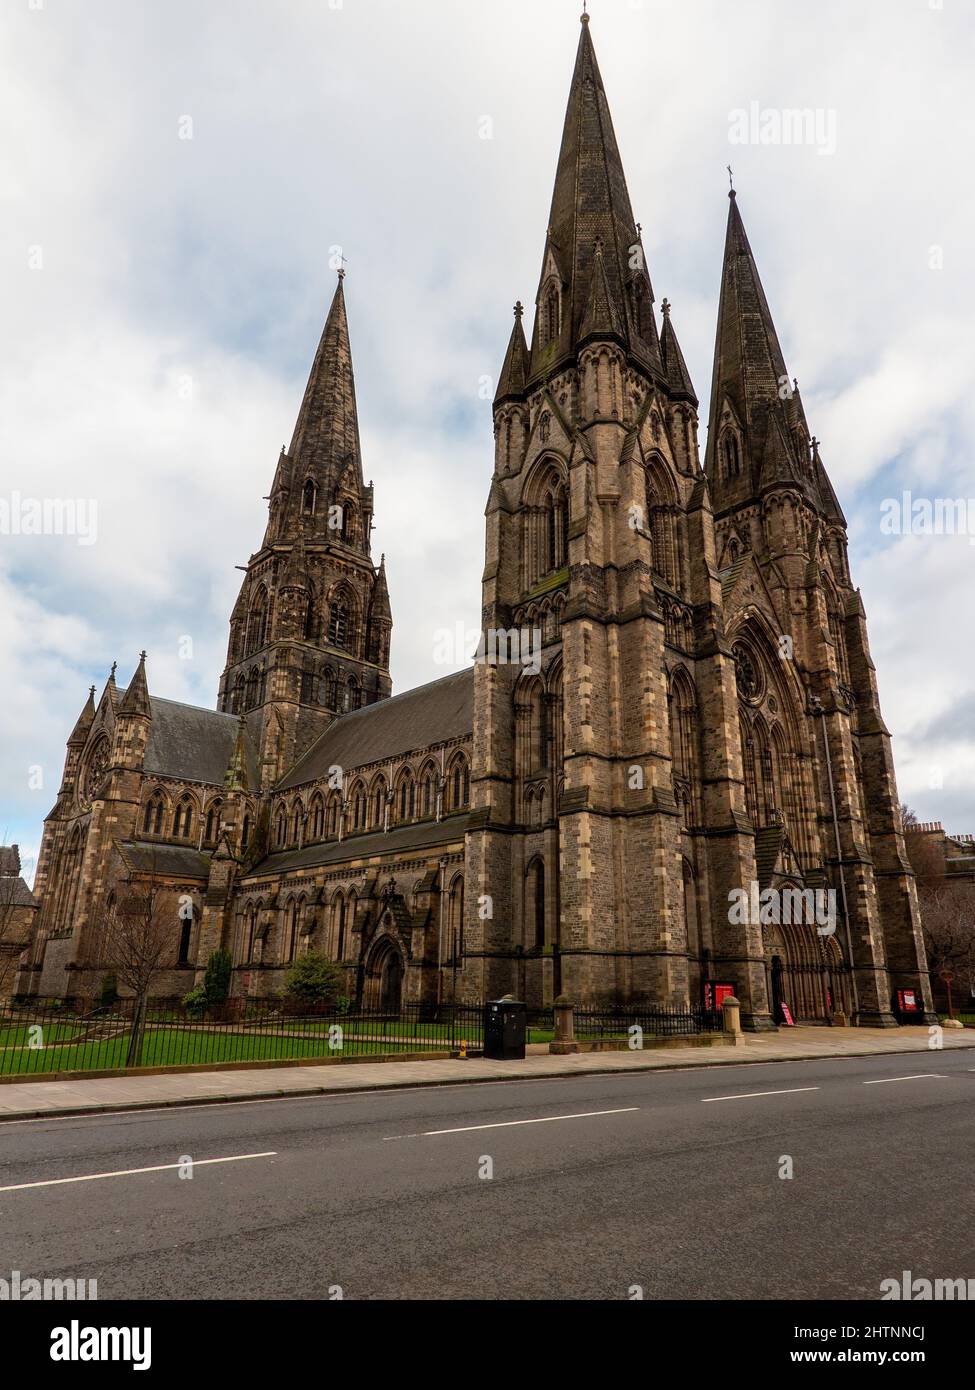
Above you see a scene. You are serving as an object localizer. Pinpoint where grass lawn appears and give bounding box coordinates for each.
[0,1027,441,1076]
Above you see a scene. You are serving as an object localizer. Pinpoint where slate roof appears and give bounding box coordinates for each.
[245,812,470,879]
[115,692,259,789]
[118,841,212,881]
[278,667,473,791]
[0,877,36,909]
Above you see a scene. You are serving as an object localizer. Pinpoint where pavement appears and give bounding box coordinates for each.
[2,1045,974,1300]
[1,1024,971,1121]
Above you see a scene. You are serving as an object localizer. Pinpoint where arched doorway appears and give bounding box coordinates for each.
[380,950,403,1013]
[365,930,405,1013]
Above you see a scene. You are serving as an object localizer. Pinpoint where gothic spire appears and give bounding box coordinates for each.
[659,299,698,405]
[287,271,363,492]
[118,652,151,719]
[706,190,793,479]
[494,302,529,404]
[706,191,845,524]
[529,14,661,380]
[370,553,391,620]
[580,237,626,343]
[67,686,96,746]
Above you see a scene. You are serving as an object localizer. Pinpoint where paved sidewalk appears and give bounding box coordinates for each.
[1,1025,971,1122]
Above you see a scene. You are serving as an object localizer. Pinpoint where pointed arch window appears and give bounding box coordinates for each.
[543,283,561,346]
[302,479,318,515]
[722,432,741,479]
[247,589,269,656]
[398,774,416,823]
[329,602,349,649]
[241,814,251,851]
[300,663,318,704]
[143,793,166,836]
[204,799,223,846]
[173,797,194,840]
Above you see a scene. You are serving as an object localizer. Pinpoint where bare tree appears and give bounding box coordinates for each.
[902,816,975,1015]
[101,869,176,1066]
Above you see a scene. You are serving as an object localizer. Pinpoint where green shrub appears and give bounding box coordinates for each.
[182,986,208,1019]
[203,948,233,1006]
[282,952,343,1007]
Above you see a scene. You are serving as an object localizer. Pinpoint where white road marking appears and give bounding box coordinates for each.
[0,1151,277,1193]
[862,1074,946,1085]
[702,1087,820,1103]
[420,1107,639,1136]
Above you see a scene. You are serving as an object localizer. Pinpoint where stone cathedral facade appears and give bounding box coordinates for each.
[19,17,933,1027]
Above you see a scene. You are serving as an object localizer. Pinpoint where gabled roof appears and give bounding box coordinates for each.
[245,812,469,878]
[118,841,212,881]
[115,694,260,789]
[278,667,473,791]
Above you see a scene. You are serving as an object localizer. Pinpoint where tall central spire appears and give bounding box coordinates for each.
[528,14,662,380]
[288,271,363,491]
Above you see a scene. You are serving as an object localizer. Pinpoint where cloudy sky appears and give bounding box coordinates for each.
[2,0,973,880]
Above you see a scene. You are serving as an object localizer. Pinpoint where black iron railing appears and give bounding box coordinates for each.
[0,1000,485,1077]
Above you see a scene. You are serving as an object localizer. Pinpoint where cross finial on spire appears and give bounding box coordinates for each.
[727,164,736,196]
[110,662,117,679]
[661,297,671,318]
[139,650,147,662]
[89,685,96,697]
[581,0,589,22]
[514,300,524,319]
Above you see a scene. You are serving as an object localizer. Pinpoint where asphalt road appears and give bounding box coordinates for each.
[2,1049,973,1300]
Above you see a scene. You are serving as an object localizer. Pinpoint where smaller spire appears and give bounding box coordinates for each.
[580,236,625,342]
[659,300,698,405]
[494,301,530,404]
[67,685,97,747]
[118,652,151,719]
[371,552,391,619]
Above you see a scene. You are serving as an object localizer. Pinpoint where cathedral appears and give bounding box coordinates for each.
[19,15,933,1027]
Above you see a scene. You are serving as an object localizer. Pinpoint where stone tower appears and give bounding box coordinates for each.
[462,14,930,1026]
[705,189,932,1025]
[463,13,720,1009]
[218,272,393,789]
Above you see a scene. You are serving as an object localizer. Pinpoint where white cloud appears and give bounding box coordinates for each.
[2,0,974,858]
